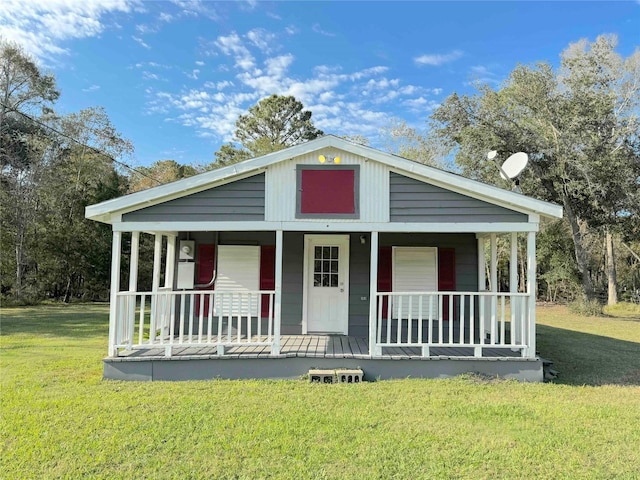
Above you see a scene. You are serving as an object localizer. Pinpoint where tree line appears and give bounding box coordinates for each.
[1,36,639,306]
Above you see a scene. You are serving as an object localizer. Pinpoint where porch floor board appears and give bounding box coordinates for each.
[115,335,523,360]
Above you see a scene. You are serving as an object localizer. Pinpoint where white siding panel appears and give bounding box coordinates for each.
[392,247,438,318]
[215,245,260,316]
[265,149,389,223]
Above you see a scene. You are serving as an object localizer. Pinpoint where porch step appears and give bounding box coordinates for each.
[308,368,364,384]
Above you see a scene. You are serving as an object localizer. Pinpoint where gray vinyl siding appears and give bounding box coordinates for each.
[389,173,527,223]
[123,173,265,222]
[281,232,304,334]
[348,233,371,338]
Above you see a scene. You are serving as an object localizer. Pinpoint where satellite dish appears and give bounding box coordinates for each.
[499,152,529,180]
[487,150,498,160]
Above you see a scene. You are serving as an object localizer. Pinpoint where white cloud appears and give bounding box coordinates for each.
[186,69,200,80]
[402,96,439,112]
[135,23,158,35]
[142,71,162,81]
[82,84,100,92]
[414,49,463,66]
[203,80,233,90]
[195,60,205,66]
[0,0,137,60]
[347,66,388,81]
[265,54,294,76]
[467,65,501,85]
[132,35,151,49]
[144,27,432,146]
[169,0,220,21]
[312,23,336,37]
[215,32,255,70]
[136,61,171,69]
[246,28,277,53]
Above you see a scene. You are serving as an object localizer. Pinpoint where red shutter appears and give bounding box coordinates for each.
[260,245,276,317]
[197,245,216,286]
[377,247,392,319]
[438,248,456,321]
[196,245,215,315]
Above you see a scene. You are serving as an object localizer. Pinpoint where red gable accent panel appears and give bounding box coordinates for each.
[301,169,355,214]
[377,247,392,319]
[260,245,275,318]
[438,248,456,321]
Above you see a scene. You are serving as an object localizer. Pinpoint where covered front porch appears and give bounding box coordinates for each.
[107,227,538,368]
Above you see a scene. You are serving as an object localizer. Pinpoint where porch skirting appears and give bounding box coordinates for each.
[103,335,543,382]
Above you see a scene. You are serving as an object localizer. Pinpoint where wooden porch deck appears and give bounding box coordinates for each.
[114,335,522,360]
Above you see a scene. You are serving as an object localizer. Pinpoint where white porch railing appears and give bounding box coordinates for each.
[113,289,276,357]
[374,291,531,357]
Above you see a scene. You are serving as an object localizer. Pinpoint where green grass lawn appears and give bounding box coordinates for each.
[1,304,639,479]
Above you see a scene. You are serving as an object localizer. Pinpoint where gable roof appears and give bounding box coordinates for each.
[86,135,562,223]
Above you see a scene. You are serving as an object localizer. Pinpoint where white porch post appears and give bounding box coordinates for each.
[125,232,140,349]
[526,231,537,358]
[510,232,521,344]
[107,231,122,357]
[165,235,176,289]
[489,234,498,342]
[476,235,487,354]
[490,233,498,293]
[129,232,140,292]
[150,234,163,343]
[152,234,163,293]
[368,231,380,357]
[477,236,486,290]
[272,229,283,355]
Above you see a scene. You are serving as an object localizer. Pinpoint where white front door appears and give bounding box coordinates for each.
[304,235,350,334]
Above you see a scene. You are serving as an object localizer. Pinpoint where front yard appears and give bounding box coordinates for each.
[1,303,639,479]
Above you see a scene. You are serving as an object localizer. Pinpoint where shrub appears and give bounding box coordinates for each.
[568,297,604,316]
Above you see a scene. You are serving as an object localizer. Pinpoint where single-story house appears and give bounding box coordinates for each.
[85,135,562,381]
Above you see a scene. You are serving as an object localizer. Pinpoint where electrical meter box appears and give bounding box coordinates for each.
[177,240,196,289]
[177,262,195,289]
[179,240,195,260]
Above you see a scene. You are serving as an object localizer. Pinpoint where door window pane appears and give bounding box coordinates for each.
[313,245,340,287]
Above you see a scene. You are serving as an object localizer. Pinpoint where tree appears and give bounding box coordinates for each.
[430,35,640,301]
[213,94,323,167]
[381,119,447,168]
[0,41,132,303]
[0,40,59,300]
[128,159,198,193]
[0,40,58,134]
[34,108,132,302]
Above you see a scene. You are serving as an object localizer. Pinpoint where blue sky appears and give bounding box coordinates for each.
[2,1,638,168]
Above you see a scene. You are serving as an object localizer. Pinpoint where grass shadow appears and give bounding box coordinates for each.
[537,324,640,386]
[1,304,109,339]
